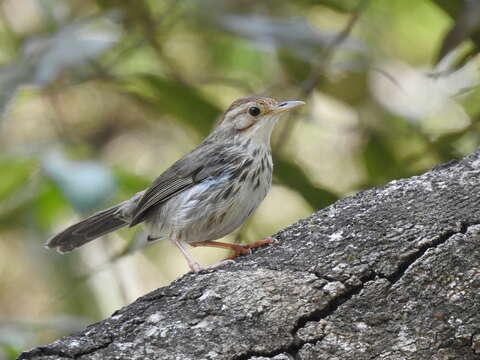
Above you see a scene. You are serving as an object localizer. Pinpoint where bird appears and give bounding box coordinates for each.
[46,96,305,272]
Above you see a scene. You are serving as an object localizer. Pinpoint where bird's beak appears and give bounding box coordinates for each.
[271,100,306,115]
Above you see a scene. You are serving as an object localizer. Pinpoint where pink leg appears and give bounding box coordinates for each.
[172,238,234,273]
[190,237,275,260]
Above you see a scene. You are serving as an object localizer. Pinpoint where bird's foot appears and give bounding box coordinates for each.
[189,259,235,273]
[225,237,276,260]
[188,238,276,262]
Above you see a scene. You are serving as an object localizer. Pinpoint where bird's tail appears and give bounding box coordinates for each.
[46,204,128,253]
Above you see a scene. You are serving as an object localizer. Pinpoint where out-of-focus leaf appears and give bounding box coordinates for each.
[0,157,36,202]
[458,82,480,115]
[0,19,119,118]
[114,167,150,194]
[34,179,70,230]
[214,15,365,62]
[0,344,20,360]
[433,0,480,65]
[278,49,313,83]
[26,21,119,85]
[0,62,34,118]
[363,133,400,185]
[274,156,338,210]
[322,68,368,105]
[36,0,70,29]
[125,74,223,135]
[426,114,480,160]
[435,1,480,73]
[42,150,117,213]
[370,60,477,127]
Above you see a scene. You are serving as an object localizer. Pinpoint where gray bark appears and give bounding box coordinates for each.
[19,150,480,360]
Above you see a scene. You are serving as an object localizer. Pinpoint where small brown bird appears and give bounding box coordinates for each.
[47,96,305,272]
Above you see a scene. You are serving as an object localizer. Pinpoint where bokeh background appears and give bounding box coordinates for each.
[1,0,480,357]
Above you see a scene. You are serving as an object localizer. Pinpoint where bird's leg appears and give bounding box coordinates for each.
[172,238,233,273]
[190,237,275,260]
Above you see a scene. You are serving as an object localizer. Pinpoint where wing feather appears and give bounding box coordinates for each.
[129,153,209,226]
[129,136,236,226]
[129,178,193,226]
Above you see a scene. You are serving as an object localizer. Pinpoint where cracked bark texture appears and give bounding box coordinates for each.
[19,149,480,360]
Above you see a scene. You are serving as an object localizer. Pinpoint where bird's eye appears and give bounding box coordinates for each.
[248,106,261,116]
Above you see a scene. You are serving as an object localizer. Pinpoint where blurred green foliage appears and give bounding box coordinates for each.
[125,74,223,134]
[1,0,480,356]
[0,158,35,202]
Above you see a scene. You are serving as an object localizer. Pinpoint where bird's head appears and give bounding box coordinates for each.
[214,96,305,144]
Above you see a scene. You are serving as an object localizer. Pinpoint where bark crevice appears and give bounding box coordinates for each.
[384,222,472,284]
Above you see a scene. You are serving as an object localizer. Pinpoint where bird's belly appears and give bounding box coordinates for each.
[146,172,271,243]
[199,182,268,241]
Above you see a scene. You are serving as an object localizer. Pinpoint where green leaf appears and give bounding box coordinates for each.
[125,74,222,136]
[0,344,21,360]
[274,156,338,210]
[34,179,70,230]
[0,157,36,202]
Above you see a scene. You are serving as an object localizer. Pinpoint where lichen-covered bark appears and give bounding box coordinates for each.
[19,150,480,360]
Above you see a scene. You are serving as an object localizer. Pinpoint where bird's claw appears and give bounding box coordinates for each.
[189,259,235,273]
[226,237,275,259]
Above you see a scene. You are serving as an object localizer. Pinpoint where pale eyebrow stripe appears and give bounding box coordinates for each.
[228,103,253,118]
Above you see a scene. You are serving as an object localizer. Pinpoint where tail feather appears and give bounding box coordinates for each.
[46,204,128,253]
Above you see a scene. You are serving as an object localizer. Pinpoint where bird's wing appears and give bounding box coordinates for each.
[129,148,211,226]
